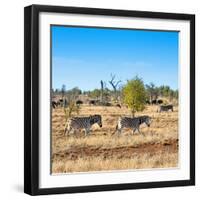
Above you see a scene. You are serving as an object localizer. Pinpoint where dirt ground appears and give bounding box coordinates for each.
[51,105,178,173]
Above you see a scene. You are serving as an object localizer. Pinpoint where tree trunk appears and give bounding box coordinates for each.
[100,80,104,103]
[131,110,135,117]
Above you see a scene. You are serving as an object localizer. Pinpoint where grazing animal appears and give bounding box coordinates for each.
[76,100,83,105]
[89,99,100,105]
[56,98,68,107]
[113,115,151,135]
[102,102,112,106]
[158,105,173,112]
[89,100,96,105]
[145,100,150,104]
[65,115,102,136]
[55,99,62,107]
[151,99,157,105]
[52,101,58,109]
[157,99,163,104]
[116,104,121,108]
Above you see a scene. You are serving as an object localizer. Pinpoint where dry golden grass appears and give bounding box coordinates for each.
[51,105,178,173]
[52,152,178,173]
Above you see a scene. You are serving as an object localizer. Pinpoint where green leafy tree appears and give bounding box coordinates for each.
[162,85,170,97]
[123,76,146,116]
[174,90,178,99]
[157,85,178,100]
[70,87,82,95]
[89,89,101,99]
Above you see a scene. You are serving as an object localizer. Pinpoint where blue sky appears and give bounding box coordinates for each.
[51,26,178,91]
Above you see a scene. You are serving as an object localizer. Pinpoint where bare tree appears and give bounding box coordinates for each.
[109,74,121,102]
[100,80,104,103]
[109,74,122,92]
[61,84,66,99]
[145,82,159,103]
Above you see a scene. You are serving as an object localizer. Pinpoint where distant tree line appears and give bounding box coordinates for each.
[53,83,177,103]
[54,86,82,97]
[52,75,178,117]
[145,83,178,102]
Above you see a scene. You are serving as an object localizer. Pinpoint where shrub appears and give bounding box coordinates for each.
[123,76,146,116]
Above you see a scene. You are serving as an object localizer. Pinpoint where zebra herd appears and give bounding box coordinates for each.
[64,114,151,136]
[64,104,174,136]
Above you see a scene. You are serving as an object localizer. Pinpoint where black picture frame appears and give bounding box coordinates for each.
[24,4,195,196]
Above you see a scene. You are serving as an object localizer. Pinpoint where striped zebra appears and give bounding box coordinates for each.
[113,115,152,136]
[64,115,102,136]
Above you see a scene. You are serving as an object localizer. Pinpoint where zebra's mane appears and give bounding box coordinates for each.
[89,115,101,124]
[137,115,150,124]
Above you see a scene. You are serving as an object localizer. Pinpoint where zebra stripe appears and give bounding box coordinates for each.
[114,115,151,135]
[65,115,102,136]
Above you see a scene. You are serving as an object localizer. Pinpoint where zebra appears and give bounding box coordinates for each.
[64,115,102,136]
[113,115,152,136]
[158,105,173,112]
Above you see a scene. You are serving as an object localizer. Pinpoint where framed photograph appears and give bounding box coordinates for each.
[24,4,195,195]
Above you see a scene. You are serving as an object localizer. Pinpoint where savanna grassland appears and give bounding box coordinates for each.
[51,105,178,174]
